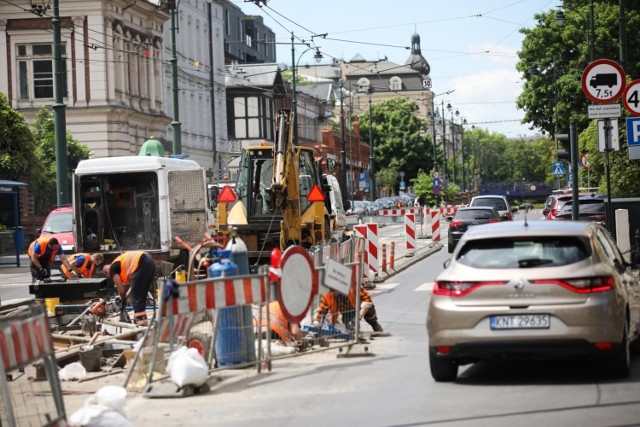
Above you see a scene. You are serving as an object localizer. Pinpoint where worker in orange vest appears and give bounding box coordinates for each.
[60,253,105,279]
[103,251,155,325]
[28,236,79,283]
[257,301,302,345]
[313,285,383,332]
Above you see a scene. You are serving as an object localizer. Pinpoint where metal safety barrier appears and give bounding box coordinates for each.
[0,304,66,427]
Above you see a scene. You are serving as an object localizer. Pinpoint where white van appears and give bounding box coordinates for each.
[322,174,347,230]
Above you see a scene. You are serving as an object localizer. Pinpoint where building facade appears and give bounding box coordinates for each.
[222,1,275,65]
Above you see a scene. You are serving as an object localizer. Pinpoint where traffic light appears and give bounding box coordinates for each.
[556,133,570,160]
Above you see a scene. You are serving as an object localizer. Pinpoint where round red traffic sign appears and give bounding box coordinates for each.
[623,79,640,117]
[278,245,318,323]
[580,152,590,169]
[581,59,626,104]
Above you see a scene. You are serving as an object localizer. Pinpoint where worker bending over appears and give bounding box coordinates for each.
[28,237,80,283]
[61,253,104,279]
[103,251,155,326]
[313,286,383,332]
[257,301,303,345]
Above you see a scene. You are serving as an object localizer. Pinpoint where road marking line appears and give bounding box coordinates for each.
[415,282,434,292]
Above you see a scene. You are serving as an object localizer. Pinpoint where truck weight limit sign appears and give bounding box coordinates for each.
[581,59,626,104]
[623,80,640,116]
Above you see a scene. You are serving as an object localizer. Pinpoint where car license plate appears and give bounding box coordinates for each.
[490,314,550,330]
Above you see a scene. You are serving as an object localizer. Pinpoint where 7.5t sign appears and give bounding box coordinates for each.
[581,59,626,104]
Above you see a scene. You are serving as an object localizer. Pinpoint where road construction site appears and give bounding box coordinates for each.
[0,217,446,426]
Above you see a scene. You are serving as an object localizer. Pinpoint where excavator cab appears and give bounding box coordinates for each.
[218,110,333,265]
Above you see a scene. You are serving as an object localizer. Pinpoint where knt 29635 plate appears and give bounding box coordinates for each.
[490,314,550,330]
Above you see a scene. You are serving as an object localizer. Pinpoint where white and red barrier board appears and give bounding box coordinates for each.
[354,223,379,275]
[378,208,422,216]
[0,312,52,371]
[405,213,416,252]
[161,275,268,317]
[431,209,441,242]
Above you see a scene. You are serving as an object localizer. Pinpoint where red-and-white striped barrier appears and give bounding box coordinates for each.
[390,241,396,270]
[0,312,52,371]
[354,223,379,278]
[405,213,416,256]
[431,209,441,242]
[378,208,422,216]
[160,275,268,317]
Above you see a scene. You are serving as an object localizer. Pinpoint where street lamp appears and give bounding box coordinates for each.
[555,1,594,63]
[368,92,376,202]
[446,103,459,185]
[290,32,323,145]
[460,116,468,191]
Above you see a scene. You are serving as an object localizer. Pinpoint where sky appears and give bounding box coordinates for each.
[234,0,559,138]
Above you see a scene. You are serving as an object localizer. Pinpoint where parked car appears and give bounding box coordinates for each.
[543,192,598,220]
[446,206,501,253]
[38,206,74,252]
[468,195,517,221]
[348,200,369,219]
[427,220,640,382]
[552,196,606,225]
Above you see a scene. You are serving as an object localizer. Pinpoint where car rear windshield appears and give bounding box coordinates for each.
[456,209,494,220]
[559,200,605,214]
[471,198,507,211]
[456,236,591,269]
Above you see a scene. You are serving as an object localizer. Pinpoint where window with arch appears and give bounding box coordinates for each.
[389,76,402,91]
[357,78,370,92]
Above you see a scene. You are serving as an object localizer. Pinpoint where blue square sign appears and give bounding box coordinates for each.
[627,118,640,160]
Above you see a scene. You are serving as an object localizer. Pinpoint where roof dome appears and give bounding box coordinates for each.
[139,138,166,157]
[405,32,430,75]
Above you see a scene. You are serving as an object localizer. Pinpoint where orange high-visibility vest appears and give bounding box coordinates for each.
[257,301,292,344]
[112,251,146,284]
[61,253,95,279]
[28,237,57,265]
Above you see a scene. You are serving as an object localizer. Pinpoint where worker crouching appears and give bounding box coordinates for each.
[257,301,302,346]
[313,286,383,332]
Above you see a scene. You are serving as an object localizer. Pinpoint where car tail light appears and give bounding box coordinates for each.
[488,219,500,224]
[433,280,507,297]
[436,346,451,354]
[594,342,613,351]
[450,220,463,229]
[531,276,615,293]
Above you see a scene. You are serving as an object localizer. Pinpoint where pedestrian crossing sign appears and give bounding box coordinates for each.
[552,162,565,177]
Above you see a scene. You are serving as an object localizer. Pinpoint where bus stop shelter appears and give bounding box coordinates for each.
[0,180,27,267]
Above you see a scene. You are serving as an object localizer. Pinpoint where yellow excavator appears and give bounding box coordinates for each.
[216,109,334,266]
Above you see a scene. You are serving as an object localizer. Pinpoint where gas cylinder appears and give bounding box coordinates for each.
[207,249,238,278]
[209,249,246,366]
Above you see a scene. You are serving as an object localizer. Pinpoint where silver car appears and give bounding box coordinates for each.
[427,220,640,382]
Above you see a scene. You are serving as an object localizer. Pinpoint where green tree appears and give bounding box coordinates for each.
[360,97,432,185]
[31,107,92,211]
[376,166,399,198]
[411,169,437,207]
[517,2,640,137]
[0,92,41,183]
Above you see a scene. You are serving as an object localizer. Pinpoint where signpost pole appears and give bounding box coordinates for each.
[570,123,579,220]
[604,118,613,233]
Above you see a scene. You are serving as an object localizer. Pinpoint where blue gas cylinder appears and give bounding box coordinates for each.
[209,250,245,366]
[207,250,238,278]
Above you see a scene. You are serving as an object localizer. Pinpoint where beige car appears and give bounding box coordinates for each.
[427,220,640,382]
